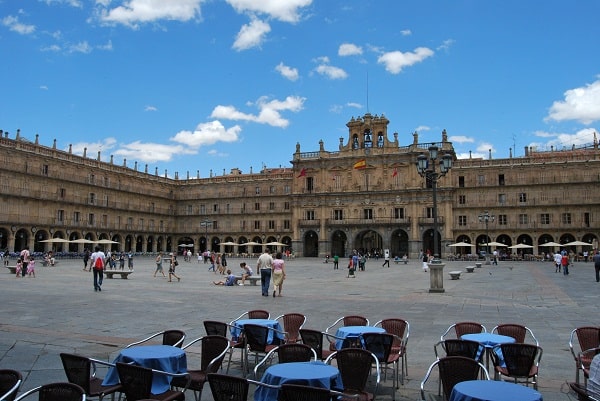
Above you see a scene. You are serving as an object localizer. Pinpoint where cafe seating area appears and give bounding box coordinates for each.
[3,315,599,401]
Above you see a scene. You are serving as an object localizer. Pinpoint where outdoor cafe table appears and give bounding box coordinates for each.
[449,380,543,401]
[334,326,386,349]
[102,345,187,394]
[230,319,285,344]
[254,361,342,401]
[461,333,515,372]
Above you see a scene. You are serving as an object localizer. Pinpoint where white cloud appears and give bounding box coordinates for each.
[210,95,305,128]
[226,0,313,23]
[377,47,434,74]
[2,15,36,35]
[314,64,348,80]
[170,120,241,147]
[415,125,430,132]
[275,62,299,81]
[448,135,474,144]
[338,43,362,56]
[40,85,49,90]
[97,40,113,51]
[144,106,158,112]
[43,0,83,7]
[41,44,62,52]
[114,141,193,163]
[400,29,411,36]
[437,39,455,52]
[529,127,598,151]
[98,0,202,27]
[546,78,600,124]
[456,151,485,159]
[233,17,271,50]
[347,102,362,109]
[476,142,495,153]
[68,41,92,54]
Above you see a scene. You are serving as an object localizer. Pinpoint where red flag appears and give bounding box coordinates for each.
[392,167,398,178]
[353,159,366,169]
[297,168,306,178]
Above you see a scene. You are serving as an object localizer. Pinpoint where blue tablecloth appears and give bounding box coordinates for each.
[334,326,386,350]
[449,380,542,401]
[254,361,342,401]
[461,333,515,366]
[231,319,284,344]
[102,345,187,394]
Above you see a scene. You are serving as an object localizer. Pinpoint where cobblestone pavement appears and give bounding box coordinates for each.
[1,255,597,400]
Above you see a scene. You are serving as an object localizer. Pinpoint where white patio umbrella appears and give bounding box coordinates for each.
[70,238,94,244]
[564,241,593,247]
[508,243,534,249]
[448,242,476,247]
[95,239,119,244]
[219,241,237,246]
[40,238,69,243]
[266,241,287,247]
[482,241,506,247]
[539,242,562,247]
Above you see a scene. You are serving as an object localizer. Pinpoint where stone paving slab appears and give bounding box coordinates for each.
[0,255,596,400]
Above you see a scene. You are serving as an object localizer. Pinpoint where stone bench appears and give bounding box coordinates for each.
[465,266,475,273]
[104,270,133,279]
[449,270,462,280]
[6,266,17,274]
[475,262,482,268]
[233,276,260,286]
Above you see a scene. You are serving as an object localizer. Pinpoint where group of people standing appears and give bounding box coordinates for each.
[257,249,286,297]
[153,252,181,282]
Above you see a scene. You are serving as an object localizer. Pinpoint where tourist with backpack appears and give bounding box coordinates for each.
[91,246,105,292]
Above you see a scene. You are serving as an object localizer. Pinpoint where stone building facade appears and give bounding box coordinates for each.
[0,113,598,259]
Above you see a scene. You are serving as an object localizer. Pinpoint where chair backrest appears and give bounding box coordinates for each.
[116,362,153,401]
[276,343,316,363]
[434,339,482,361]
[299,329,325,360]
[203,321,228,337]
[248,310,270,319]
[59,353,92,394]
[572,327,600,355]
[243,324,270,353]
[0,369,23,401]
[200,335,231,372]
[498,343,541,377]
[163,330,186,347]
[493,323,538,345]
[329,348,375,393]
[15,383,85,401]
[437,356,486,400]
[376,318,409,349]
[277,313,306,343]
[342,315,369,327]
[279,383,331,401]
[360,333,394,363]
[453,322,486,337]
[207,373,249,401]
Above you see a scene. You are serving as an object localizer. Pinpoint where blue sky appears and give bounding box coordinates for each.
[1,0,599,178]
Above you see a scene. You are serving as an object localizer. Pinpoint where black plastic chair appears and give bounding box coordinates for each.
[125,330,186,348]
[420,356,489,401]
[14,383,85,401]
[0,369,22,401]
[59,353,122,401]
[326,348,380,401]
[253,343,317,379]
[115,362,189,401]
[299,328,334,361]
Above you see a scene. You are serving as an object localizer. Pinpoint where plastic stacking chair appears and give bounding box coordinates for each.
[275,313,307,343]
[570,327,600,384]
[374,318,410,385]
[171,335,230,401]
[491,343,543,390]
[440,322,486,341]
[14,382,85,401]
[59,353,122,401]
[115,362,189,401]
[299,328,334,361]
[0,369,22,401]
[253,343,317,379]
[125,330,186,348]
[326,348,380,401]
[420,356,489,401]
[492,323,539,345]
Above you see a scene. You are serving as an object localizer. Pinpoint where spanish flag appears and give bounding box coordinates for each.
[392,167,398,177]
[297,168,307,178]
[353,159,366,169]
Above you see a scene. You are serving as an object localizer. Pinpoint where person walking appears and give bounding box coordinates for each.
[26,257,36,278]
[382,253,390,268]
[257,249,273,296]
[20,246,30,277]
[154,252,166,278]
[272,252,286,297]
[168,253,181,282]
[83,248,90,271]
[333,254,339,270]
[91,246,105,292]
[593,251,600,283]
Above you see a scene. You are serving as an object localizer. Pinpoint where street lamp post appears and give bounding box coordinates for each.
[478,211,495,265]
[200,219,212,252]
[416,144,453,293]
[416,144,453,262]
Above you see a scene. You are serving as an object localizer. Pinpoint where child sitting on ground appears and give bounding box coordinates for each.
[213,269,236,286]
